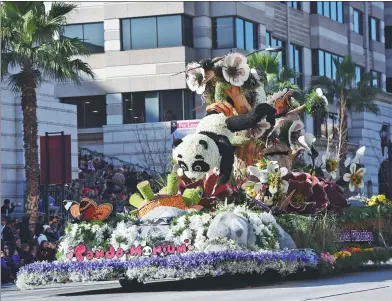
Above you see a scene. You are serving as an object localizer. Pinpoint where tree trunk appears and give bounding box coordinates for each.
[338,89,348,174]
[21,75,40,234]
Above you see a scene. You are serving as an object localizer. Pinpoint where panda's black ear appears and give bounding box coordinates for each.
[199,140,208,150]
[173,139,183,148]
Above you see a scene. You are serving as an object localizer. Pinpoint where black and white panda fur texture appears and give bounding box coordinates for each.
[173,102,276,185]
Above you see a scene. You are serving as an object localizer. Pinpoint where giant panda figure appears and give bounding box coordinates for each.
[173,103,276,185]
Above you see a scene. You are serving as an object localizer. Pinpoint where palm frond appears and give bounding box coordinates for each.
[308,75,336,103]
[48,2,78,23]
[248,52,280,76]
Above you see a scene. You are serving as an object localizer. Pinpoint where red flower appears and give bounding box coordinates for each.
[282,172,347,214]
[179,168,233,208]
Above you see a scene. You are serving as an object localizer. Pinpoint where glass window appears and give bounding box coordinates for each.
[386,26,392,49]
[331,2,337,21]
[318,50,325,76]
[121,19,131,50]
[314,49,343,79]
[369,17,380,41]
[236,18,245,50]
[323,2,330,18]
[317,2,323,14]
[61,96,107,128]
[214,17,256,50]
[325,52,332,79]
[354,66,362,86]
[312,2,343,23]
[214,17,234,48]
[160,90,183,121]
[387,77,392,93]
[158,15,182,47]
[245,21,255,51]
[62,23,104,54]
[337,2,343,23]
[123,90,195,124]
[289,2,301,10]
[131,17,157,49]
[353,9,363,35]
[183,15,193,47]
[315,112,339,140]
[371,71,381,88]
[289,44,302,87]
[122,15,192,50]
[266,31,271,48]
[124,92,146,124]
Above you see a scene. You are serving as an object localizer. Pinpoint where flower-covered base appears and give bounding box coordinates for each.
[16,249,319,290]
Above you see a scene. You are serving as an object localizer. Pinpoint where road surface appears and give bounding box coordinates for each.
[2,269,392,301]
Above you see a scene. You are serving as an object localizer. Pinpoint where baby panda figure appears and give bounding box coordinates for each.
[173,103,276,185]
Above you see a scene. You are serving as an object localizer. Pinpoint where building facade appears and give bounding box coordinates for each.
[2,1,392,208]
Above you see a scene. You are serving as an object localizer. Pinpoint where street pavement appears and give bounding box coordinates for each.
[1,269,392,301]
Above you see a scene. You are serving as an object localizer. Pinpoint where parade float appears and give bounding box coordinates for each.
[16,50,392,290]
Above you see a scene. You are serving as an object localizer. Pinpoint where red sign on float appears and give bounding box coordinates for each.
[40,135,72,185]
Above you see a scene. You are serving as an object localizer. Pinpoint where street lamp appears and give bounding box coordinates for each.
[379,124,392,199]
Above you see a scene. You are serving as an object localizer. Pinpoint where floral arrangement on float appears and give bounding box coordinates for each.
[17,49,392,290]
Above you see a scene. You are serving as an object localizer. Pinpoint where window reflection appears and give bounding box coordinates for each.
[123,90,195,124]
[61,96,107,128]
[214,17,256,50]
[289,44,302,87]
[353,9,363,35]
[311,2,343,23]
[314,112,339,140]
[266,31,286,71]
[121,15,193,50]
[62,23,104,53]
[313,49,342,80]
[369,17,380,41]
[371,71,381,88]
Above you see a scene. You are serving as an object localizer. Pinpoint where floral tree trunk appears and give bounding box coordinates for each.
[21,75,40,233]
[338,90,348,174]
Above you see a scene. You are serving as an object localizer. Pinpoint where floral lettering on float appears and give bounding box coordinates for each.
[65,239,194,262]
[339,230,373,242]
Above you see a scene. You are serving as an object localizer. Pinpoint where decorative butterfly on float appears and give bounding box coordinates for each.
[273,90,293,116]
[63,198,113,221]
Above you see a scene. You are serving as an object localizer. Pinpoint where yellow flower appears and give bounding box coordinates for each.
[333,251,352,259]
[364,248,374,252]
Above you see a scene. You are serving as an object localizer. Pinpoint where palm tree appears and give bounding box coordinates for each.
[309,55,380,172]
[1,2,94,231]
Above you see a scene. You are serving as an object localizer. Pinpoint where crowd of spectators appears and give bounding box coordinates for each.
[1,205,63,284]
[67,154,153,206]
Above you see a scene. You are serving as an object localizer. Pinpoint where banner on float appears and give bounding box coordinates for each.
[171,120,200,147]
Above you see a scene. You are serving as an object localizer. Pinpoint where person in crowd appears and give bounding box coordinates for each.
[43,225,57,243]
[1,250,13,283]
[37,236,56,262]
[1,199,16,216]
[48,194,60,215]
[1,217,14,245]
[2,245,18,279]
[30,245,38,263]
[14,238,22,253]
[19,215,31,244]
[20,244,34,265]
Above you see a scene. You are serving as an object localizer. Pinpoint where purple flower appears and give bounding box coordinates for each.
[17,250,320,289]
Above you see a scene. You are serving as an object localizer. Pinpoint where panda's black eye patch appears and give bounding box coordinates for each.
[177,154,183,159]
[195,155,204,160]
[199,140,208,150]
[192,161,210,172]
[178,161,188,171]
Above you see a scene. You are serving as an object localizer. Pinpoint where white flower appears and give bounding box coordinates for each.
[180,229,193,242]
[298,133,316,154]
[343,163,366,192]
[189,215,203,230]
[322,152,338,179]
[266,162,289,195]
[242,165,269,193]
[186,62,206,94]
[221,53,250,86]
[344,146,366,167]
[316,88,329,107]
[288,120,305,150]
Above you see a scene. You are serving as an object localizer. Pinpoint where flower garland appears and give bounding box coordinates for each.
[16,249,319,290]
